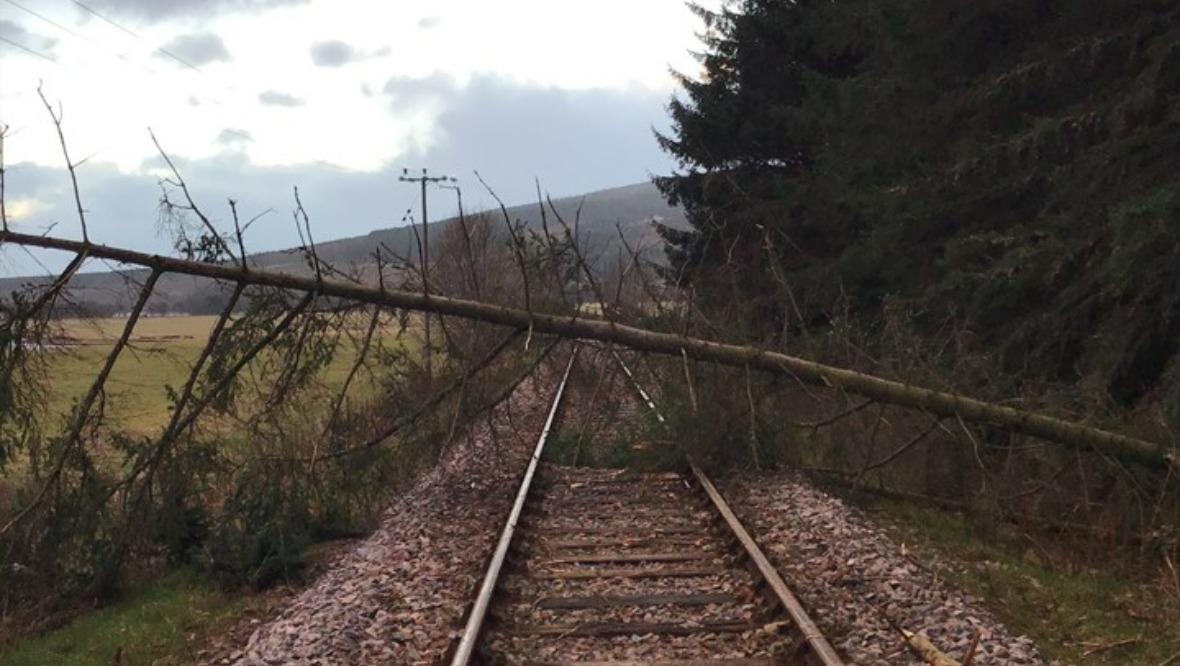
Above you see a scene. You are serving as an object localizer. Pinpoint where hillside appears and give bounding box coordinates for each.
[0,182,683,313]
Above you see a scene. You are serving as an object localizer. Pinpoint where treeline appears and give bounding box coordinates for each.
[658,0,1180,414]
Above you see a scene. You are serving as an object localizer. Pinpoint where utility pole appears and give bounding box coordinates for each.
[399,168,455,381]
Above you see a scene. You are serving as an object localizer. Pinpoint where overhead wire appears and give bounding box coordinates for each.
[2,0,145,70]
[68,0,207,73]
[5,0,388,218]
[0,34,60,64]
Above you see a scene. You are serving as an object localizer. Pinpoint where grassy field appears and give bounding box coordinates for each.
[43,316,213,434]
[864,495,1180,665]
[38,315,403,435]
[2,315,415,663]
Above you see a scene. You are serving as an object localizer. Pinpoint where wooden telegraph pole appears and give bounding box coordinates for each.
[399,168,455,381]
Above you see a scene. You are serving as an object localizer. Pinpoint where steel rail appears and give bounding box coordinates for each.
[448,347,579,666]
[690,462,846,665]
[610,349,665,423]
[611,350,847,666]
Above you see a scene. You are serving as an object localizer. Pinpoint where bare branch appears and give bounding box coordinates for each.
[149,129,235,263]
[1,268,162,536]
[857,418,942,477]
[0,122,9,232]
[37,85,88,242]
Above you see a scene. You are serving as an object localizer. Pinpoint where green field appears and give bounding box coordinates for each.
[1,314,420,661]
[38,315,402,435]
[2,570,248,666]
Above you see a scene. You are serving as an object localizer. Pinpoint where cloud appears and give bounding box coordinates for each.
[383,72,455,109]
[157,32,231,67]
[0,20,58,55]
[3,156,397,266]
[381,74,674,204]
[309,40,355,67]
[258,90,305,107]
[217,128,254,144]
[3,74,678,274]
[79,0,308,23]
[417,16,441,29]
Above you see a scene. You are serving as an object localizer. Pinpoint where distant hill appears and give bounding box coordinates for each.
[0,182,683,314]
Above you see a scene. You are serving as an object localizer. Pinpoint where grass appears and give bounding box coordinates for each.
[6,536,357,665]
[2,569,255,666]
[0,315,432,662]
[37,315,401,435]
[861,494,1180,665]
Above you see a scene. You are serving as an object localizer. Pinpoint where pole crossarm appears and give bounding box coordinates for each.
[398,168,455,381]
[1,229,1173,471]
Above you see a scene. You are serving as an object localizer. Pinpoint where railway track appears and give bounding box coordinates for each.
[445,347,845,665]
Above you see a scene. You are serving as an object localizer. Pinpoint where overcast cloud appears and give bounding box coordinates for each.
[0,19,58,55]
[4,77,675,276]
[386,75,672,201]
[216,128,254,144]
[79,0,309,23]
[309,40,355,67]
[0,0,717,276]
[258,90,305,107]
[157,32,232,66]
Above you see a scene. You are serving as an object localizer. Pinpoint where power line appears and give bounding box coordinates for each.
[0,34,60,64]
[67,0,135,38]
[3,0,82,43]
[68,0,206,72]
[2,0,366,175]
[2,0,154,73]
[399,168,456,381]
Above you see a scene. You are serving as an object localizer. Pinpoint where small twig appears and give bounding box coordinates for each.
[0,122,9,231]
[311,301,383,472]
[961,628,981,666]
[37,85,88,242]
[955,411,991,494]
[798,398,875,430]
[228,199,250,271]
[548,193,606,309]
[1157,649,1180,666]
[171,290,317,436]
[534,179,569,304]
[149,128,235,262]
[1080,636,1139,656]
[858,417,942,476]
[293,186,324,284]
[745,364,760,469]
[902,629,962,666]
[317,329,525,460]
[681,348,698,414]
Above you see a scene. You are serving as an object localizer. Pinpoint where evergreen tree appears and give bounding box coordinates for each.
[658,0,1180,409]
[655,0,866,338]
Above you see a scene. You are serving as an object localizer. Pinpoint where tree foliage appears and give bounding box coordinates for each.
[658,0,1180,410]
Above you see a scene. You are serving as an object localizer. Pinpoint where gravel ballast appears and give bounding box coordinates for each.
[205,363,559,666]
[725,469,1056,666]
[204,344,1059,665]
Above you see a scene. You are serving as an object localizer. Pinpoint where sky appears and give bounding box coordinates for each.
[0,0,716,275]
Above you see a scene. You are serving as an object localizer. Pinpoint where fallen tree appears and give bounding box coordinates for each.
[2,229,1174,471]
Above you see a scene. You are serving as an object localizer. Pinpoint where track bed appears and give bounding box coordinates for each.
[476,464,821,664]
